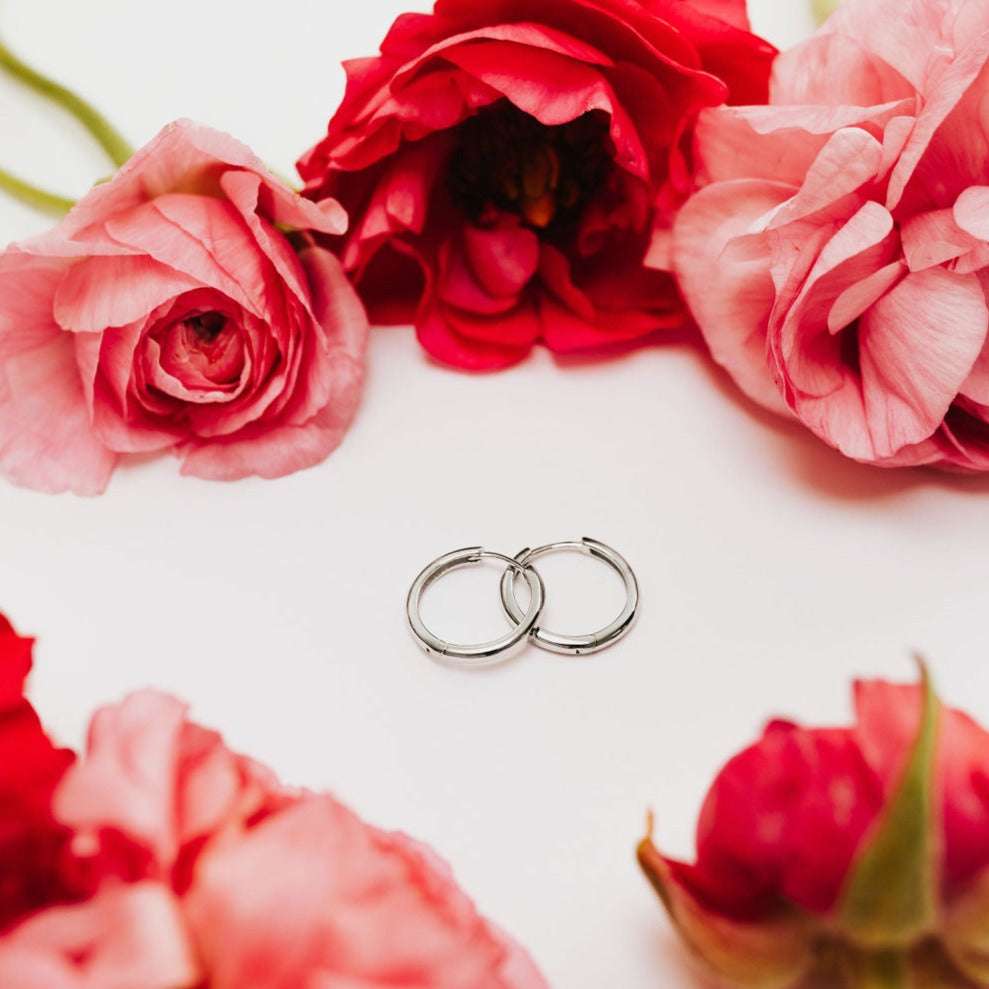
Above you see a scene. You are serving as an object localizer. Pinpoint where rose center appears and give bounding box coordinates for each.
[448,104,612,232]
[185,311,227,345]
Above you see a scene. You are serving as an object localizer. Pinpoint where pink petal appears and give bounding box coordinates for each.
[77,319,183,454]
[672,178,792,414]
[859,268,989,457]
[828,261,904,333]
[54,691,190,866]
[0,252,115,494]
[773,200,899,399]
[770,31,915,106]
[769,128,884,230]
[185,796,546,989]
[52,255,201,335]
[177,247,367,481]
[104,195,271,317]
[694,100,913,187]
[0,883,199,989]
[901,208,980,271]
[960,342,989,406]
[812,0,962,94]
[953,185,989,241]
[219,171,313,306]
[887,33,989,210]
[59,120,283,241]
[248,174,348,238]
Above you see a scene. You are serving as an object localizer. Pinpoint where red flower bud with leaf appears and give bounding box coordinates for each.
[639,669,989,988]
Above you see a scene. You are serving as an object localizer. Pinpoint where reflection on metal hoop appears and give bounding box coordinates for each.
[406,547,545,666]
[499,537,637,656]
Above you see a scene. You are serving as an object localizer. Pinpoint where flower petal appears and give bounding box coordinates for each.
[463,218,540,299]
[637,835,815,989]
[177,247,367,480]
[186,796,547,989]
[672,178,792,414]
[52,255,201,335]
[0,883,200,989]
[858,268,988,458]
[0,252,116,494]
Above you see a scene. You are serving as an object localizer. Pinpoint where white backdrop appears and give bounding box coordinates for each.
[2,2,986,987]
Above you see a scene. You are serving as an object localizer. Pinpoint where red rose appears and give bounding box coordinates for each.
[638,671,989,987]
[0,615,77,931]
[298,0,775,369]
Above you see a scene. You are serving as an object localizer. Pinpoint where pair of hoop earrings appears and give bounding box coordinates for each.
[406,537,639,667]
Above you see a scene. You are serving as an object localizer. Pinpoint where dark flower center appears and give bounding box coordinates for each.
[448,104,612,233]
[185,311,227,344]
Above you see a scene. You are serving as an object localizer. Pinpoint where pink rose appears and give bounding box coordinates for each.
[0,690,548,989]
[638,670,989,986]
[0,120,368,494]
[673,0,989,469]
[297,0,775,370]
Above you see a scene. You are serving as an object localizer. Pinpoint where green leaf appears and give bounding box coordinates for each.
[840,664,939,946]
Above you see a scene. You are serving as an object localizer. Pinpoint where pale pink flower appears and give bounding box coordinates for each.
[0,691,548,989]
[0,121,368,494]
[673,0,989,468]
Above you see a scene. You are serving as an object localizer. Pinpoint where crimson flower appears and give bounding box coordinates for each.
[0,615,77,930]
[298,0,775,369]
[639,670,989,988]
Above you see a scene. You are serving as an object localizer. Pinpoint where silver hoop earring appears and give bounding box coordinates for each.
[499,537,637,655]
[406,547,545,666]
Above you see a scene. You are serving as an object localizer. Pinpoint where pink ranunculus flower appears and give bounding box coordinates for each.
[638,669,989,987]
[0,120,369,494]
[672,0,989,469]
[0,689,549,989]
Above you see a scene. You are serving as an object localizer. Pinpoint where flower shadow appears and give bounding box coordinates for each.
[672,333,989,504]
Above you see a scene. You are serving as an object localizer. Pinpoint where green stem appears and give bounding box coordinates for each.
[812,0,842,22]
[0,165,74,216]
[0,37,134,167]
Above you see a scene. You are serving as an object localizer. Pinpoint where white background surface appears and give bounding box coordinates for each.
[1,2,985,987]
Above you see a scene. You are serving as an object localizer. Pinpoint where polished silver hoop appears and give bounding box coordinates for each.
[499,537,638,655]
[406,547,545,666]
